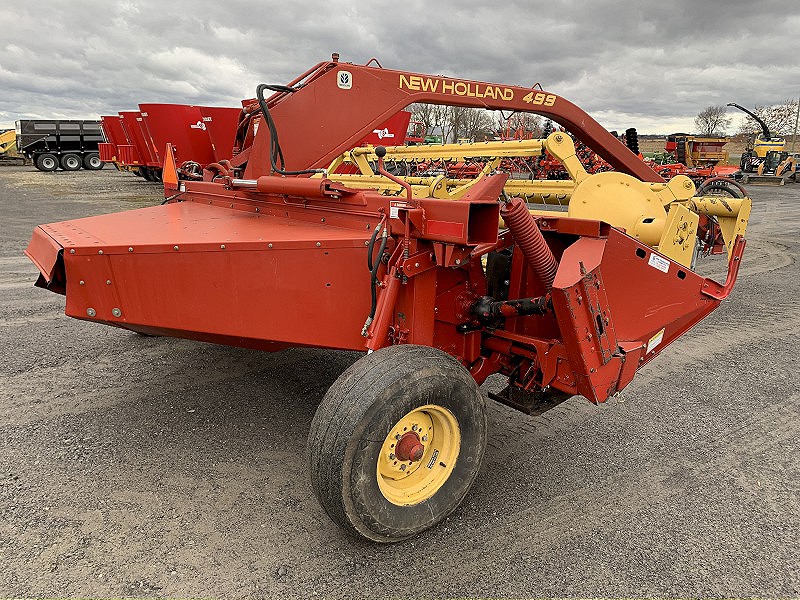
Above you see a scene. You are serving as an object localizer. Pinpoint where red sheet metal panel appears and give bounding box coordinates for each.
[99,116,128,161]
[138,104,216,167]
[30,202,372,351]
[119,112,151,166]
[98,142,116,163]
[100,115,128,147]
[357,110,412,146]
[197,106,241,162]
[551,229,722,402]
[116,145,138,166]
[24,226,62,285]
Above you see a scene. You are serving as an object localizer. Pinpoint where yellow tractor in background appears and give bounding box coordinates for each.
[728,102,797,185]
[0,129,26,164]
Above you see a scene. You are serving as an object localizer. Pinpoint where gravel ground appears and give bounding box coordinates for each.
[0,165,798,598]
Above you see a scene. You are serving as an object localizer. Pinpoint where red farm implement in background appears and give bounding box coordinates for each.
[100,104,241,181]
[647,133,740,186]
[198,106,241,163]
[26,55,750,543]
[98,116,128,165]
[118,111,154,173]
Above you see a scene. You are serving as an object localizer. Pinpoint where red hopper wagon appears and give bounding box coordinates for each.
[25,55,749,542]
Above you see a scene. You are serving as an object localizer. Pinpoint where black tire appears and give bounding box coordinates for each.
[142,167,154,181]
[700,181,744,198]
[83,152,104,170]
[60,153,82,171]
[625,127,639,155]
[676,140,687,165]
[35,153,58,172]
[307,344,487,543]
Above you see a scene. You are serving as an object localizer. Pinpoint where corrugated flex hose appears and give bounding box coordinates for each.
[501,198,558,290]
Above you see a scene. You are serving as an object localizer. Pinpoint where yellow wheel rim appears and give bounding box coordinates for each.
[376,404,461,506]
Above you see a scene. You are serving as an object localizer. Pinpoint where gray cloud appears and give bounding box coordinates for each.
[1,0,798,133]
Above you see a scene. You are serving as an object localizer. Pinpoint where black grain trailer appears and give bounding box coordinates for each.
[16,120,106,171]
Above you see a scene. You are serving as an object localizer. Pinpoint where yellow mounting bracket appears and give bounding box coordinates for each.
[542,132,589,184]
[689,196,752,258]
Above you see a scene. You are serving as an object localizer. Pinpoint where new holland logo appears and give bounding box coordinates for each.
[372,128,394,139]
[337,70,352,90]
[190,121,206,131]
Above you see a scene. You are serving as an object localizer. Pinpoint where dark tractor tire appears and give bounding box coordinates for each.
[676,140,687,165]
[35,153,58,172]
[699,180,745,198]
[142,167,154,181]
[625,127,639,155]
[83,152,104,170]
[60,153,82,171]
[307,344,487,543]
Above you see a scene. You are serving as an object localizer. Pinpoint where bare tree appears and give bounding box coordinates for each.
[447,107,494,142]
[409,103,442,137]
[736,99,799,136]
[494,112,542,139]
[410,104,507,143]
[694,105,732,136]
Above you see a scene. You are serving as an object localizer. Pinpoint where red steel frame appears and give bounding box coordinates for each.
[232,57,663,183]
[26,57,745,407]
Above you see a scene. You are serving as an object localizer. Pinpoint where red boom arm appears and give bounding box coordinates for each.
[239,56,663,183]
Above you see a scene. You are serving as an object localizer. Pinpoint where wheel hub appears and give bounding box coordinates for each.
[376,404,461,506]
[394,432,425,462]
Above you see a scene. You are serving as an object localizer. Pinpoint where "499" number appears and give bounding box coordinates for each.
[522,91,556,107]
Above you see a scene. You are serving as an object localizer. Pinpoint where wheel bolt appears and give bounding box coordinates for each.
[412,424,418,431]
[389,453,395,460]
[400,464,407,471]
[422,435,428,442]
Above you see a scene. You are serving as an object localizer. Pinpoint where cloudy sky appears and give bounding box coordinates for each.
[1,0,798,134]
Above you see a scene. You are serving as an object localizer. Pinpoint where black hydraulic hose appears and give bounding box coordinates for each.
[368,227,388,320]
[255,83,326,176]
[361,221,388,337]
[367,222,381,271]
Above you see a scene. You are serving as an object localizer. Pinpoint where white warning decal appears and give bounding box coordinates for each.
[337,70,352,90]
[647,253,670,273]
[646,328,665,353]
[372,128,395,139]
[389,200,403,219]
